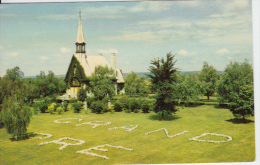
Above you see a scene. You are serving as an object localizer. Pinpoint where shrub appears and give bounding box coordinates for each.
[72,102,83,113]
[63,101,68,111]
[130,100,138,112]
[107,104,114,113]
[142,102,150,113]
[77,88,87,101]
[37,101,48,113]
[47,105,55,114]
[134,109,139,113]
[90,101,103,114]
[125,108,131,113]
[119,96,130,109]
[114,101,123,112]
[54,103,61,111]
[86,96,95,107]
[56,107,63,114]
[32,103,39,115]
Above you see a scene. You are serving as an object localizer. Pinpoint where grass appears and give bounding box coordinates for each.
[0,102,255,164]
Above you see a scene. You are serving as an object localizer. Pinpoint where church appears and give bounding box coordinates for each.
[64,12,125,98]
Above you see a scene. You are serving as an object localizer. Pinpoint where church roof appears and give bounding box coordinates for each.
[74,54,125,83]
[76,13,85,43]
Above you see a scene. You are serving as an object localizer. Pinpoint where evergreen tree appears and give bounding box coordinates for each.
[148,52,178,120]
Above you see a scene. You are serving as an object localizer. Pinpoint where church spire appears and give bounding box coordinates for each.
[76,10,86,53]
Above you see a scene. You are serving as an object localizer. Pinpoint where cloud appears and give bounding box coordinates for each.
[177,0,200,8]
[60,47,71,53]
[129,1,171,12]
[53,54,62,57]
[10,52,18,56]
[224,0,249,12]
[178,49,196,57]
[137,19,192,28]
[40,56,49,60]
[0,45,3,50]
[216,48,230,54]
[98,48,118,54]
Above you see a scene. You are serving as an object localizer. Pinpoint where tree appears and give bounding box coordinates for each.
[0,66,31,104]
[147,52,178,120]
[1,95,32,140]
[90,65,115,100]
[217,60,254,121]
[33,71,66,98]
[229,84,254,121]
[176,73,203,105]
[77,88,87,101]
[125,72,149,95]
[198,61,219,100]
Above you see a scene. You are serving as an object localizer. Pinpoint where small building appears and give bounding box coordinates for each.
[64,12,125,98]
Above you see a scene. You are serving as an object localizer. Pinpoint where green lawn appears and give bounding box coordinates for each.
[0,103,255,164]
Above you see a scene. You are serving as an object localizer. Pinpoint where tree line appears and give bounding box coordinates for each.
[0,52,254,139]
[125,52,254,121]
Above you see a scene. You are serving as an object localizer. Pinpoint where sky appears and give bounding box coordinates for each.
[0,0,254,77]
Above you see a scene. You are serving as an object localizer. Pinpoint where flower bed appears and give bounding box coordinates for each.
[108,125,139,132]
[34,132,53,139]
[76,144,133,159]
[145,128,189,138]
[39,137,85,150]
[76,120,111,128]
[54,118,83,124]
[189,133,232,143]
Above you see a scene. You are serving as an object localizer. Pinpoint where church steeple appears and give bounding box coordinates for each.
[76,10,86,54]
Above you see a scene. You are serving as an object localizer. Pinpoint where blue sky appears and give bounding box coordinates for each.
[0,0,254,76]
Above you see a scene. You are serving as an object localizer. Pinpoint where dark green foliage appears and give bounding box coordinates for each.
[147,52,178,120]
[36,101,48,113]
[90,101,104,114]
[217,60,253,103]
[154,81,178,118]
[198,61,219,100]
[142,102,150,113]
[77,88,87,102]
[0,67,31,104]
[114,101,123,112]
[229,85,254,121]
[62,101,68,111]
[86,96,94,107]
[64,55,88,88]
[124,108,131,113]
[90,65,116,100]
[134,109,139,113]
[217,60,254,120]
[72,102,83,113]
[1,95,32,140]
[33,71,66,98]
[129,100,139,112]
[118,96,130,109]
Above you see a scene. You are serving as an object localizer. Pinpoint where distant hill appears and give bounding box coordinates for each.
[24,71,224,79]
[24,75,66,79]
[122,71,224,78]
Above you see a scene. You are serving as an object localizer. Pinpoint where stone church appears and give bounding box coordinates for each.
[64,12,125,98]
